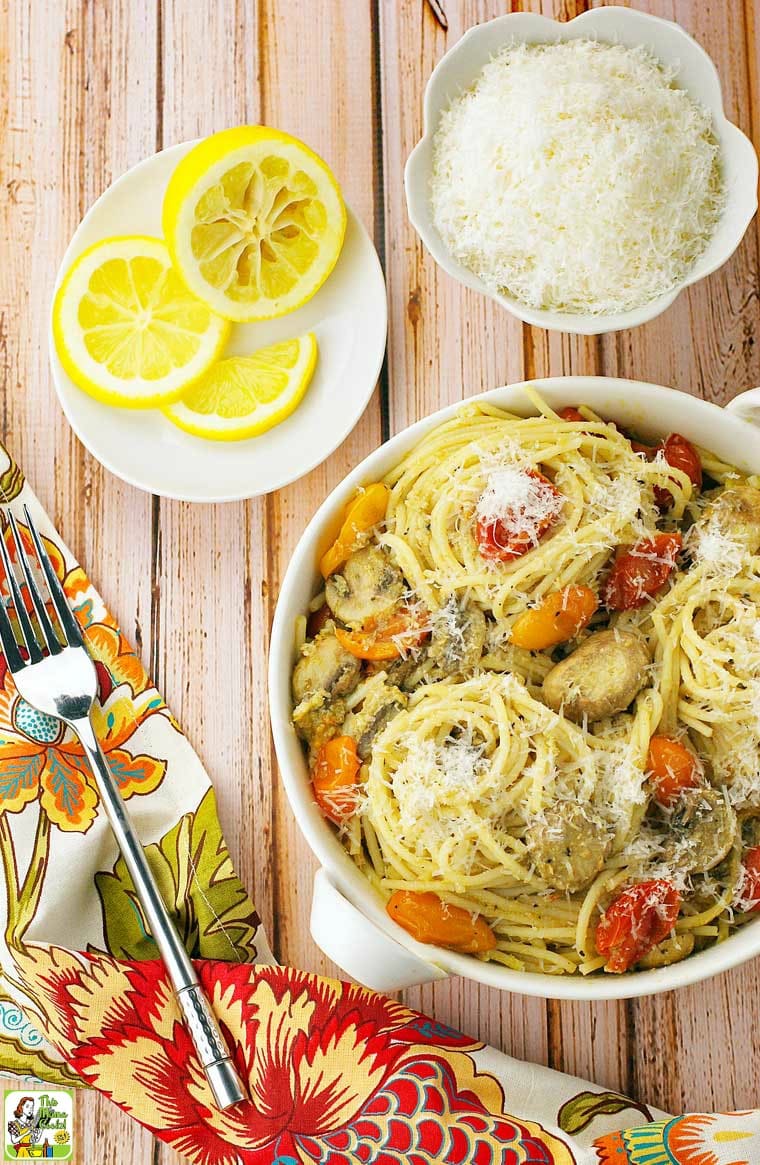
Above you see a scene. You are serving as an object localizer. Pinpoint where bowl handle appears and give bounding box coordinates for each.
[310,868,450,991]
[726,388,760,424]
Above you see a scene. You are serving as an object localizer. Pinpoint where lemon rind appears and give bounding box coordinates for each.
[162,332,317,442]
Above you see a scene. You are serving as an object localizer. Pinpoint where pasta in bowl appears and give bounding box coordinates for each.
[269,378,760,999]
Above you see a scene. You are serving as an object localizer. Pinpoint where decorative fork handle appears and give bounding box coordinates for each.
[71,714,246,1110]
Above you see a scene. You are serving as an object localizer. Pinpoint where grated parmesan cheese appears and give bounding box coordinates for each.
[476,466,563,545]
[430,40,724,315]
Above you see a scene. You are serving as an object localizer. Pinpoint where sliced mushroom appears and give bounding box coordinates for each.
[325,545,405,628]
[343,681,407,760]
[660,787,738,875]
[525,802,611,893]
[542,630,650,723]
[292,629,362,749]
[636,932,695,969]
[292,628,362,705]
[695,484,760,555]
[429,599,487,674]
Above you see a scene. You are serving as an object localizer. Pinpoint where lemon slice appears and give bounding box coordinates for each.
[52,235,230,408]
[163,332,317,441]
[162,126,346,322]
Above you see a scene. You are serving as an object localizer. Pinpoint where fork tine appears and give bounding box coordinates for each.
[8,511,63,656]
[0,527,43,663]
[0,538,25,672]
[22,504,83,648]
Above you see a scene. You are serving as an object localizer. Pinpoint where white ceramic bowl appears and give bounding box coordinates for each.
[270,377,760,1000]
[49,141,387,503]
[405,7,758,336]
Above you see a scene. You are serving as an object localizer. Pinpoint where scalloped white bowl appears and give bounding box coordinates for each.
[270,377,760,1001]
[405,7,758,335]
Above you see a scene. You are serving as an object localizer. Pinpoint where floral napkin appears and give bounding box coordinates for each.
[0,435,757,1165]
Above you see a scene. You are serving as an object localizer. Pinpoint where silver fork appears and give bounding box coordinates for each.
[0,505,246,1111]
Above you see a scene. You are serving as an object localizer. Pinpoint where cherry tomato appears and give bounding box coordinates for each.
[558,406,585,423]
[306,604,332,639]
[646,735,701,807]
[320,483,390,578]
[476,470,562,562]
[335,608,430,661]
[653,434,703,511]
[602,532,682,610]
[510,585,597,651]
[387,890,496,953]
[738,847,760,913]
[596,879,681,973]
[311,736,361,824]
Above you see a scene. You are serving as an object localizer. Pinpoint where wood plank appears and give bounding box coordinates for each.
[261,0,384,979]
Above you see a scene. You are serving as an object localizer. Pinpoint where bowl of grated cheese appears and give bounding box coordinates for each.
[405,7,758,335]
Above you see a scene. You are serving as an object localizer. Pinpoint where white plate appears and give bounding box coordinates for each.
[49,141,387,502]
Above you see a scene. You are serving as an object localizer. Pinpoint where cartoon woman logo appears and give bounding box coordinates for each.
[6,1097,44,1158]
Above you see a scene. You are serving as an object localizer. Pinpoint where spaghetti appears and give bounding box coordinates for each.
[291,391,760,974]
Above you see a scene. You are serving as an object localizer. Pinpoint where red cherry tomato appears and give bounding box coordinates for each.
[738,847,760,913]
[596,879,681,973]
[559,406,585,423]
[602,532,682,610]
[476,470,562,562]
[306,603,332,639]
[654,434,703,510]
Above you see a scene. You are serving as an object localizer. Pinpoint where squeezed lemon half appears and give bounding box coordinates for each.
[162,126,346,322]
[52,235,230,407]
[163,332,317,440]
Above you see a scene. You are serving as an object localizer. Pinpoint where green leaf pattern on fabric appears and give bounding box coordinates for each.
[558,1089,653,1135]
[95,787,261,962]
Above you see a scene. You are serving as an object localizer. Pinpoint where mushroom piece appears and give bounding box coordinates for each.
[292,628,362,705]
[542,630,650,723]
[343,681,407,760]
[660,787,738,876]
[525,802,611,893]
[292,629,362,749]
[429,599,487,674]
[325,545,405,628]
[695,484,760,555]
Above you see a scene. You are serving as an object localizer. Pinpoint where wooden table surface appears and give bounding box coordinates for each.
[2,0,759,1159]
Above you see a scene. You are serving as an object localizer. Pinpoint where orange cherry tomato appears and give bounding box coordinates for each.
[387,890,496,953]
[311,736,361,824]
[602,532,682,611]
[509,585,597,651]
[646,735,701,807]
[335,609,430,661]
[653,433,703,511]
[476,470,562,562]
[596,879,681,973]
[319,483,390,578]
[738,847,760,913]
[558,406,585,423]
